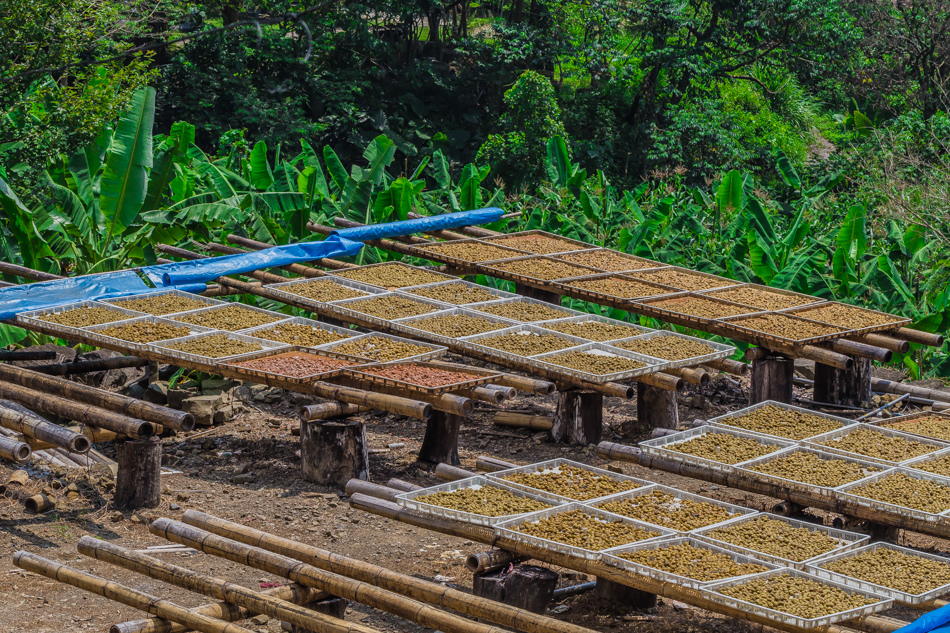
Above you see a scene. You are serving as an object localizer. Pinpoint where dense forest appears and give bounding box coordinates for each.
[1,0,949,375]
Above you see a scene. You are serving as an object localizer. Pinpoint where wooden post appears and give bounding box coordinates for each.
[594,578,656,609]
[300,418,369,488]
[472,564,558,614]
[147,361,160,386]
[550,390,602,445]
[418,412,462,465]
[813,357,871,408]
[636,383,679,433]
[283,597,349,632]
[750,354,794,404]
[114,437,162,510]
[514,283,562,305]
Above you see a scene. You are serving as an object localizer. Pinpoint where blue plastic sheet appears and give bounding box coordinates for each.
[142,234,363,287]
[894,605,950,633]
[330,208,504,242]
[0,270,151,320]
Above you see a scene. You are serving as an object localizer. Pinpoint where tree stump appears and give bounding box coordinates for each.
[551,389,602,445]
[418,412,462,465]
[301,418,368,488]
[473,564,559,614]
[636,383,679,433]
[750,355,794,404]
[594,578,656,609]
[814,357,871,407]
[514,283,562,306]
[114,437,162,510]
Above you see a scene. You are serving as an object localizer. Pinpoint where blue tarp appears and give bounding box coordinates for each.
[141,234,363,287]
[330,208,504,242]
[895,604,950,633]
[0,270,151,321]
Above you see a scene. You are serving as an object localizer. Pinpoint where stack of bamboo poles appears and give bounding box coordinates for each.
[14,510,602,633]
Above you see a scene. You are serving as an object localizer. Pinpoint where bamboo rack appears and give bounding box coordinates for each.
[226,234,356,270]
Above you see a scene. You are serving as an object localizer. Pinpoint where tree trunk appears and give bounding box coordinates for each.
[114,437,162,510]
[427,12,441,43]
[473,564,558,614]
[551,390,602,445]
[636,383,679,432]
[814,357,871,408]
[301,418,369,488]
[750,355,794,404]
[418,412,462,465]
[222,0,241,25]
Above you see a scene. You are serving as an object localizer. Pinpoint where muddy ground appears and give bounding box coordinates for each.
[0,357,941,633]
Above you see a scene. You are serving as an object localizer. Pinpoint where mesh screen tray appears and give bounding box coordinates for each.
[486,458,654,503]
[529,342,669,384]
[535,314,653,343]
[606,330,734,369]
[341,361,502,395]
[319,332,447,363]
[700,568,892,629]
[396,476,566,526]
[101,289,226,315]
[83,316,216,354]
[638,425,795,474]
[220,346,367,384]
[708,400,857,442]
[833,467,950,523]
[18,301,144,339]
[737,447,885,497]
[391,308,518,346]
[397,279,519,306]
[150,331,287,367]
[238,316,359,348]
[803,423,949,466]
[264,276,386,309]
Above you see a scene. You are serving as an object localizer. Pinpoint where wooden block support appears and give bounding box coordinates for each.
[636,383,679,432]
[283,598,349,632]
[750,355,794,404]
[114,437,162,510]
[594,578,657,609]
[301,418,369,488]
[418,411,463,465]
[551,390,602,445]
[472,564,559,614]
[814,356,871,408]
[514,283,562,305]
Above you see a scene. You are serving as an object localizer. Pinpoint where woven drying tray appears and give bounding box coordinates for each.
[699,284,826,312]
[633,293,764,326]
[483,230,594,255]
[551,273,678,304]
[716,312,851,347]
[414,237,532,266]
[780,303,911,336]
[220,346,367,384]
[327,261,458,289]
[341,361,502,395]
[552,248,666,273]
[478,255,600,289]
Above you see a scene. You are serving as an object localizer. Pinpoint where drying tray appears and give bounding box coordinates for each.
[395,476,567,527]
[736,447,886,498]
[168,303,292,332]
[698,283,826,311]
[833,467,950,523]
[529,342,669,384]
[486,458,655,504]
[457,324,590,367]
[324,292,450,329]
[587,484,759,534]
[806,541,950,605]
[326,261,458,289]
[263,276,387,309]
[607,330,734,367]
[82,316,217,354]
[477,255,601,289]
[238,316,359,348]
[397,279,519,306]
[391,308,518,346]
[470,296,585,323]
[319,332,447,363]
[891,446,950,476]
[150,331,287,368]
[625,267,740,293]
[803,423,949,466]
[871,411,950,443]
[101,288,227,316]
[700,568,892,630]
[219,346,367,384]
[552,248,667,273]
[638,425,795,474]
[632,292,764,326]
[17,301,144,340]
[535,314,653,343]
[715,312,851,347]
[692,513,870,570]
[549,272,680,304]
[780,302,912,336]
[482,230,596,255]
[493,502,675,561]
[708,400,856,442]
[414,237,532,267]
[341,361,502,395]
[601,535,779,590]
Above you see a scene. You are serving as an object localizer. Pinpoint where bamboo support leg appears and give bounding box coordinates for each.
[418,412,462,465]
[636,383,679,434]
[550,390,602,445]
[301,418,369,488]
[814,357,872,408]
[750,355,794,404]
[594,578,656,609]
[514,283,562,305]
[114,437,162,510]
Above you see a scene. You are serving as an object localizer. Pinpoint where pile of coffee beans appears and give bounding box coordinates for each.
[475,332,576,356]
[251,323,350,347]
[405,282,499,305]
[822,547,950,595]
[746,450,881,487]
[38,306,131,327]
[407,314,507,338]
[501,465,641,500]
[597,491,738,531]
[885,415,950,442]
[717,574,876,619]
[541,320,643,342]
[355,363,482,388]
[280,279,369,302]
[173,305,283,331]
[631,269,732,292]
[613,334,715,361]
[113,293,211,315]
[342,295,442,320]
[846,472,950,514]
[162,333,263,358]
[717,404,844,440]
[415,485,553,516]
[707,286,814,310]
[800,303,904,329]
[488,234,587,255]
[329,336,432,362]
[540,350,647,375]
[649,296,758,319]
[488,257,593,281]
[705,516,843,562]
[561,277,667,299]
[334,263,450,288]
[617,542,768,581]
[421,241,527,262]
[510,509,660,550]
[731,313,844,341]
[99,321,191,343]
[558,250,658,272]
[817,427,938,462]
[666,432,780,464]
[475,302,573,322]
[229,352,357,377]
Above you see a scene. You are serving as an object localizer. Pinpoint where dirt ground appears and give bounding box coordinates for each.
[0,357,939,633]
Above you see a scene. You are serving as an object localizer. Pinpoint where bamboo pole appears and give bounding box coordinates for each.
[334,377,473,417]
[0,364,194,431]
[386,479,421,492]
[849,334,910,355]
[466,550,524,574]
[662,367,710,387]
[0,435,30,461]
[0,405,90,453]
[13,551,256,633]
[30,356,150,376]
[703,357,748,376]
[178,511,599,633]
[828,339,892,363]
[494,374,557,396]
[895,328,945,348]
[435,463,477,482]
[113,584,328,633]
[0,261,62,281]
[226,234,356,270]
[493,412,553,432]
[0,381,153,438]
[312,382,433,421]
[480,383,517,400]
[0,350,57,361]
[474,456,517,473]
[77,537,385,633]
[871,378,950,404]
[299,403,368,420]
[147,522,512,633]
[468,386,506,405]
[344,479,401,501]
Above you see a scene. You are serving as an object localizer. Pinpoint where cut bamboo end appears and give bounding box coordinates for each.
[663,367,710,387]
[0,436,31,462]
[828,339,892,363]
[637,372,682,392]
[299,403,367,421]
[851,334,910,355]
[344,479,400,502]
[6,469,29,486]
[435,463,476,482]
[24,493,54,513]
[465,550,522,574]
[896,328,945,348]
[474,456,516,473]
[704,358,749,376]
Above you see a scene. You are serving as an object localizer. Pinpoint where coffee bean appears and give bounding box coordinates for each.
[230,352,357,377]
[357,363,481,388]
[823,547,950,595]
[800,303,904,329]
[406,314,507,338]
[557,250,657,272]
[252,323,349,347]
[476,332,576,355]
[99,321,191,343]
[512,509,659,550]
[344,295,442,320]
[541,320,643,342]
[748,451,880,487]
[406,282,499,305]
[541,350,646,375]
[164,333,263,358]
[488,257,593,281]
[629,269,731,292]
[667,432,778,464]
[818,427,937,462]
[847,472,950,514]
[884,415,950,442]
[281,279,369,302]
[329,336,432,362]
[474,302,573,322]
[731,313,843,340]
[486,235,586,255]
[707,286,813,310]
[421,242,527,262]
[649,296,757,319]
[561,276,668,299]
[598,491,738,531]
